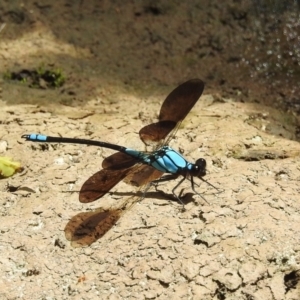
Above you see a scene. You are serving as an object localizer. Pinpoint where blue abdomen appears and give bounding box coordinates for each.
[25,134,47,141]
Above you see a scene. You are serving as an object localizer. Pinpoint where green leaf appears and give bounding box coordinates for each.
[0,156,22,178]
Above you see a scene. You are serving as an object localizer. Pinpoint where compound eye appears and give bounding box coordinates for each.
[192,158,206,177]
[196,158,206,168]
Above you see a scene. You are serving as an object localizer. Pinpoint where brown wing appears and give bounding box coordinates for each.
[64,208,123,247]
[79,167,134,203]
[102,151,138,169]
[124,164,164,187]
[139,79,204,145]
[102,151,164,186]
[139,121,177,147]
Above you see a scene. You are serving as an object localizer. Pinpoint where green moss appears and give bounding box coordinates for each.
[2,65,66,89]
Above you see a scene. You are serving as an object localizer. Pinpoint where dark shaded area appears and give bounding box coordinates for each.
[214,281,227,300]
[1,0,299,129]
[23,269,40,277]
[232,149,292,161]
[284,270,300,293]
